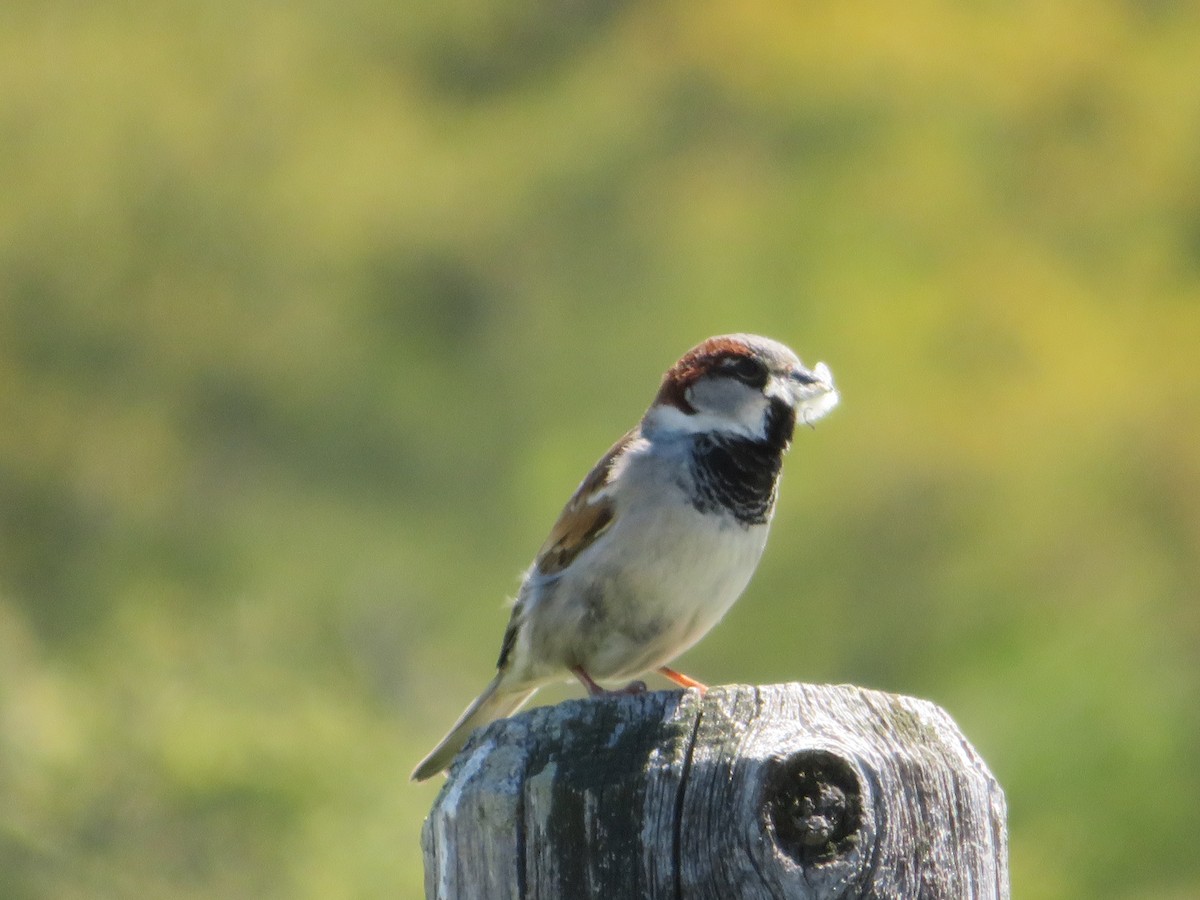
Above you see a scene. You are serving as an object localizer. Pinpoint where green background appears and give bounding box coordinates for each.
[2,1,1198,897]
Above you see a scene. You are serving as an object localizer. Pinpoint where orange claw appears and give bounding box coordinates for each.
[658,666,708,695]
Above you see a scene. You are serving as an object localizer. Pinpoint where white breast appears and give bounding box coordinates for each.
[518,434,773,683]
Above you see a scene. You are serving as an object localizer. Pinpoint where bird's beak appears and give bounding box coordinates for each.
[789,361,839,425]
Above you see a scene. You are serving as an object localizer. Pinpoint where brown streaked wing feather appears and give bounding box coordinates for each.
[495,601,522,669]
[533,429,636,576]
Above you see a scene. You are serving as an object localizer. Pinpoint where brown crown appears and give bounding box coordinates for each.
[652,335,756,414]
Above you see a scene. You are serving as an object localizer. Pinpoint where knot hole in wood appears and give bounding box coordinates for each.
[763,749,863,866]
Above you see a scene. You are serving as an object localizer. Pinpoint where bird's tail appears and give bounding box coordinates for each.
[411,674,537,781]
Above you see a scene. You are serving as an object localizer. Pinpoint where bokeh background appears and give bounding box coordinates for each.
[2,1,1199,897]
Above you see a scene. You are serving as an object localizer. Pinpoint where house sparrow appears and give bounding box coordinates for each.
[411,334,838,781]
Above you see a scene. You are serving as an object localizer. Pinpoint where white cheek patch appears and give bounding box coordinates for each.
[687,379,767,436]
[643,398,765,440]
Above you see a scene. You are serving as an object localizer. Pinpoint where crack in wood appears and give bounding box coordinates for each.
[673,701,704,900]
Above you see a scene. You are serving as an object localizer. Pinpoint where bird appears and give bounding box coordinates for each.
[411,333,838,781]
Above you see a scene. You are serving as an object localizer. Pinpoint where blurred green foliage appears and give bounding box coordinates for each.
[1,1,1198,897]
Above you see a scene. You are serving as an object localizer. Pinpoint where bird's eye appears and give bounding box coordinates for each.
[723,356,767,385]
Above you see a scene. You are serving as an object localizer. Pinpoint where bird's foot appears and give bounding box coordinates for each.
[658,666,708,696]
[570,665,607,697]
[571,666,648,697]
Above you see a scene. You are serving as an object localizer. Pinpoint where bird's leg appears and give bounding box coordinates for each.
[571,666,647,696]
[570,665,608,697]
[658,666,708,695]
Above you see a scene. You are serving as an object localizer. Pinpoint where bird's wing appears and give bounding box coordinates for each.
[495,429,637,672]
[532,429,637,577]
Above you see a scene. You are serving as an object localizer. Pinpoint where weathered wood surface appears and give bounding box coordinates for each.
[421,682,1009,899]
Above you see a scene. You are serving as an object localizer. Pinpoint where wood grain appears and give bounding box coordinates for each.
[421,683,1009,899]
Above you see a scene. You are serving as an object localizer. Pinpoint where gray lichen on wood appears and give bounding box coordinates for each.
[421,682,1009,899]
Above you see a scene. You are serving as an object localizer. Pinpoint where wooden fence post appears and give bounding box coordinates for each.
[421,682,1009,899]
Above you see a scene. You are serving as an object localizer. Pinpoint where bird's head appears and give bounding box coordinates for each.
[643,334,839,447]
